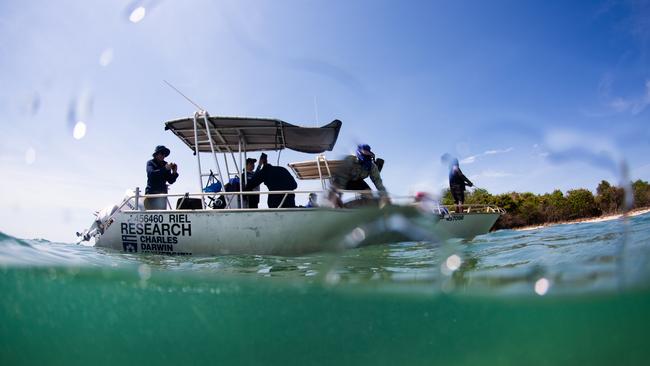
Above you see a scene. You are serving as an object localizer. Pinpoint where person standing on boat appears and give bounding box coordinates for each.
[445,155,473,213]
[329,144,388,207]
[244,154,298,208]
[241,158,259,208]
[145,145,179,210]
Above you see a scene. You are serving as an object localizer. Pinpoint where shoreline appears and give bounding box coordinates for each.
[512,207,650,232]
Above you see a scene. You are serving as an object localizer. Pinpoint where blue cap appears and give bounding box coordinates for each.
[358,144,372,152]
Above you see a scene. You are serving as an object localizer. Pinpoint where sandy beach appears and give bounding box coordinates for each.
[514,207,650,232]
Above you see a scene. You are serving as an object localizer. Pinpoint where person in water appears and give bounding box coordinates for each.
[329,144,388,207]
[244,153,298,208]
[442,154,473,213]
[145,145,179,210]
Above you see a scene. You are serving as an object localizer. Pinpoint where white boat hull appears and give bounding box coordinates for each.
[93,208,499,256]
[96,207,441,256]
[434,213,500,240]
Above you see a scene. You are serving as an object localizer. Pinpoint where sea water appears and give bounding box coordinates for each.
[2,213,650,365]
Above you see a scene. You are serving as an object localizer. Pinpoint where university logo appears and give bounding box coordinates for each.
[122,234,138,253]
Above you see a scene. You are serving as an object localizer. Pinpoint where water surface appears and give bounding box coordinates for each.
[2,213,650,365]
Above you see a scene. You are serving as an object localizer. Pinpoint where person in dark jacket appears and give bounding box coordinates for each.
[241,158,259,208]
[244,154,297,208]
[446,157,473,213]
[145,145,179,210]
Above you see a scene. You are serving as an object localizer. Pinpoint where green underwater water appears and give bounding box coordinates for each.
[2,213,650,365]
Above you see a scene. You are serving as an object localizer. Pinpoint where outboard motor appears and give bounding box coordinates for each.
[76,189,144,243]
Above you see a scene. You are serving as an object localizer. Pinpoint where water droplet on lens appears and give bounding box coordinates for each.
[325,271,341,285]
[73,121,87,140]
[351,227,366,241]
[534,278,550,295]
[129,6,146,23]
[99,48,114,67]
[446,254,462,271]
[138,264,151,281]
[29,92,40,115]
[25,147,36,165]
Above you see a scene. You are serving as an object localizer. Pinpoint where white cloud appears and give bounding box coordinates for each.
[460,147,514,164]
[460,156,476,164]
[470,170,514,179]
[608,80,650,115]
[484,147,514,155]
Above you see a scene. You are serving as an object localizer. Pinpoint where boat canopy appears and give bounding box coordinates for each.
[165,116,342,153]
[288,157,345,180]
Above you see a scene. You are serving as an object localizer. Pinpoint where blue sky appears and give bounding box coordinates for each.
[1,0,649,241]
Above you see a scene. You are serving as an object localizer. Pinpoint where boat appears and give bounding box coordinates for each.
[78,111,502,256]
[287,157,504,241]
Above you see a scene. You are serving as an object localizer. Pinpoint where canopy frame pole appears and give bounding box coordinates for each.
[278,193,288,208]
[238,137,243,208]
[222,149,231,179]
[323,157,332,180]
[316,155,325,190]
[243,139,248,186]
[200,112,225,195]
[192,112,206,209]
[277,124,286,166]
[229,151,240,175]
[204,122,239,175]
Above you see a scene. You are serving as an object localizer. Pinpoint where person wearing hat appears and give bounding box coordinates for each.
[244,153,298,208]
[145,145,179,210]
[441,154,473,213]
[241,157,259,208]
[329,144,388,207]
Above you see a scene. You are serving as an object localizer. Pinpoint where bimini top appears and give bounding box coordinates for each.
[165,115,342,154]
[288,157,345,180]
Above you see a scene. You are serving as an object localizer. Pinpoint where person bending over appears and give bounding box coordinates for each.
[245,154,297,208]
[329,144,388,207]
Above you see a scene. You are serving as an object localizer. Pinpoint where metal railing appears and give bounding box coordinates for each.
[443,204,506,214]
[100,188,505,234]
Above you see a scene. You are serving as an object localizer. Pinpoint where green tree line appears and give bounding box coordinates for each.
[441,179,650,230]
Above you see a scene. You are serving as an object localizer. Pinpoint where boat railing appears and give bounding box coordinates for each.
[101,189,504,230]
[120,188,403,212]
[116,189,505,213]
[442,204,506,214]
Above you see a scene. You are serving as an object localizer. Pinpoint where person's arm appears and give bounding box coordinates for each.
[245,168,265,191]
[288,173,298,190]
[167,170,179,184]
[369,164,387,194]
[461,171,473,187]
[147,160,169,179]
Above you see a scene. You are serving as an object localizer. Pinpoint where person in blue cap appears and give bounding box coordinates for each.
[329,144,388,207]
[145,145,179,210]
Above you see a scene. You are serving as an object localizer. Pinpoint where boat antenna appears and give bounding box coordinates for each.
[313,95,319,125]
[163,79,204,111]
